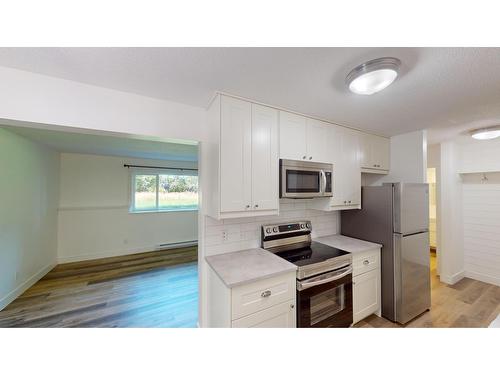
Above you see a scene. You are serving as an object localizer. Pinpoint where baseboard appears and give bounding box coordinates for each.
[57,241,198,264]
[465,271,500,287]
[440,270,465,285]
[0,261,56,311]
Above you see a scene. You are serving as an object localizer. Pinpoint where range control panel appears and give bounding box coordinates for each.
[261,220,311,238]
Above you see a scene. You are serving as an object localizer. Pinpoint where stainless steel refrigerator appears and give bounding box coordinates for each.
[341,183,430,324]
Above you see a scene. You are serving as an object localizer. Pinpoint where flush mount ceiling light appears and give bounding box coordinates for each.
[346,57,401,95]
[471,126,500,140]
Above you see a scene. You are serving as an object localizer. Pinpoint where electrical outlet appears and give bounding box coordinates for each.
[222,231,228,242]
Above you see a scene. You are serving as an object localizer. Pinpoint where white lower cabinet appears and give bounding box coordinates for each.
[208,269,297,328]
[352,249,381,324]
[232,300,296,328]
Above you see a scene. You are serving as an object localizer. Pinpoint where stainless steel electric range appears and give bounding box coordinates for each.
[262,221,353,328]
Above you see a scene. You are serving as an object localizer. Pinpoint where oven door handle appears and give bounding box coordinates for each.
[297,266,352,291]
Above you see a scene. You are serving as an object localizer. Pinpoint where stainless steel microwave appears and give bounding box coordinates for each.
[280,159,333,199]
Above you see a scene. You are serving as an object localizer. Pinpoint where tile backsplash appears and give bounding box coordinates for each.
[203,200,339,256]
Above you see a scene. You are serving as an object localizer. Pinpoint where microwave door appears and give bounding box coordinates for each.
[282,167,321,198]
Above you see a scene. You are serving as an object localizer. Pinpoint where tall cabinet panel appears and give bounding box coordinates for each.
[251,104,279,211]
[220,96,252,213]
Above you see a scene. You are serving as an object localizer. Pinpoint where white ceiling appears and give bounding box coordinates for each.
[1,47,500,143]
[0,125,198,162]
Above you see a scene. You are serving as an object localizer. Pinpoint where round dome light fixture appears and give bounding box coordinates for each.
[471,126,500,140]
[346,57,401,95]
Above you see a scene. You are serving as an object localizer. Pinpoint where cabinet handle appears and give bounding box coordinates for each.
[261,290,271,298]
[309,156,312,160]
[363,260,369,265]
[348,200,352,203]
[303,155,307,160]
[290,303,295,309]
[344,200,347,204]
[245,204,250,209]
[254,204,259,208]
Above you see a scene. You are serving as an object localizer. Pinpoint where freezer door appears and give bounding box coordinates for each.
[392,183,429,235]
[394,232,431,324]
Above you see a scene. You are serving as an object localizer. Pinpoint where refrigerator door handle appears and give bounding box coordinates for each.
[401,230,429,237]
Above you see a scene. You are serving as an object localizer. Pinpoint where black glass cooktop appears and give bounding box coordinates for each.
[272,241,350,267]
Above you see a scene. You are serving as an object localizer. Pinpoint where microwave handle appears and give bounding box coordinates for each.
[320,170,326,194]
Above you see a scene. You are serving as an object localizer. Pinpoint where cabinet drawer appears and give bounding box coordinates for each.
[231,299,296,328]
[353,249,380,277]
[231,273,295,320]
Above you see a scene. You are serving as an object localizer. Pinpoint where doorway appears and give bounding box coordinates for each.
[427,167,437,276]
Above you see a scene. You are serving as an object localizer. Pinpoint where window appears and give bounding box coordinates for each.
[131,170,198,212]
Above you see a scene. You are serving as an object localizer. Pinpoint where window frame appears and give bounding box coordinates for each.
[129,169,198,213]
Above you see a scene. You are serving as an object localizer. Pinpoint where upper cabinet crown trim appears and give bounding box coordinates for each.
[209,92,390,140]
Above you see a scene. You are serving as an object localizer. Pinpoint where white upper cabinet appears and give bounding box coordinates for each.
[330,127,361,208]
[359,133,390,172]
[306,118,330,163]
[220,96,252,213]
[279,111,307,161]
[279,112,330,163]
[251,104,279,211]
[207,94,279,219]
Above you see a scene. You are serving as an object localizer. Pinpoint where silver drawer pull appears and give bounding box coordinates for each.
[261,290,272,298]
[363,260,370,265]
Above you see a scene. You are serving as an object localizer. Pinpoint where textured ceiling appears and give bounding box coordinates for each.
[0,47,499,143]
[1,125,198,162]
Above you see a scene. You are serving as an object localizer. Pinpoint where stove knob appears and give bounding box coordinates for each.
[306,222,311,229]
[272,227,278,233]
[265,228,272,234]
[300,224,305,229]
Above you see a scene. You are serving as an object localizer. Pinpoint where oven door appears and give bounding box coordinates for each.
[297,266,353,328]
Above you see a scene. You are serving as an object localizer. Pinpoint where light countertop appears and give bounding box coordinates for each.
[315,234,381,254]
[205,248,297,288]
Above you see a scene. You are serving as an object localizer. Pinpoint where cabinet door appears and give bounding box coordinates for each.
[279,111,307,161]
[330,128,360,207]
[342,129,361,206]
[251,104,279,211]
[220,96,252,212]
[231,300,296,328]
[358,132,373,169]
[306,118,330,163]
[372,135,390,170]
[353,269,380,324]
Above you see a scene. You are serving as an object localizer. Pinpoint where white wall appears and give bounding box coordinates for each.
[57,153,198,263]
[382,130,427,184]
[439,141,465,284]
[0,128,59,310]
[427,143,441,273]
[455,136,500,286]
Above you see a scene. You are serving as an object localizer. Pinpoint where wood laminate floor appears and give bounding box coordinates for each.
[354,253,500,328]
[0,247,198,328]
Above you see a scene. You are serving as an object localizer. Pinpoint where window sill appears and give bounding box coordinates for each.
[129,208,199,214]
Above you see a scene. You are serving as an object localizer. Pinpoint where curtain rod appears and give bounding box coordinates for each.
[123,164,198,171]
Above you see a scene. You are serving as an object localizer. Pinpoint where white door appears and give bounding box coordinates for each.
[231,300,296,328]
[279,111,307,161]
[220,96,252,213]
[251,104,279,211]
[306,118,330,163]
[372,135,390,170]
[353,269,380,324]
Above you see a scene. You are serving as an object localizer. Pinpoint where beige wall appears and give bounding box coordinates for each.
[57,153,198,263]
